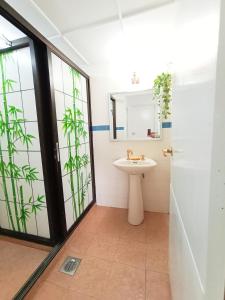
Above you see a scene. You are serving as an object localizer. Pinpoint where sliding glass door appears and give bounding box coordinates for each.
[0,41,50,238]
[50,53,94,230]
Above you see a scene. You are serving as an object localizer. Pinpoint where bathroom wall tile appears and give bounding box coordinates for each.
[62,174,73,201]
[73,172,79,195]
[64,94,73,110]
[92,128,171,212]
[17,47,34,91]
[6,91,23,111]
[13,151,29,169]
[28,151,44,180]
[36,207,50,238]
[88,180,93,203]
[51,53,63,92]
[84,124,90,143]
[0,134,8,150]
[81,75,87,102]
[62,62,73,96]
[75,98,83,114]
[59,147,69,176]
[65,198,75,229]
[2,51,20,92]
[22,89,37,121]
[79,166,87,185]
[0,200,10,229]
[79,142,86,156]
[75,76,82,99]
[15,178,32,203]
[0,178,5,200]
[32,180,46,205]
[4,178,14,200]
[57,121,68,149]
[83,183,90,208]
[83,101,88,122]
[85,142,91,157]
[25,205,38,235]
[55,90,65,121]
[24,121,41,151]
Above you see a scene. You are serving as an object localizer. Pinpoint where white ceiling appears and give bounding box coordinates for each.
[32,0,175,66]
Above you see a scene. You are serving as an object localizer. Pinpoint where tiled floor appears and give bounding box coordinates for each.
[26,205,171,300]
[0,237,50,300]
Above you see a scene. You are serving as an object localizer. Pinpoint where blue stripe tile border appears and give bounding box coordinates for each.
[91,125,110,131]
[91,122,172,131]
[162,121,172,128]
[116,127,124,131]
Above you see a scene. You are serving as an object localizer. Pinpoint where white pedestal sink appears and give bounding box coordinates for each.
[113,158,157,225]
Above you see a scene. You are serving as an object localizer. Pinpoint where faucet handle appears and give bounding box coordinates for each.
[140,154,145,160]
[127,149,133,160]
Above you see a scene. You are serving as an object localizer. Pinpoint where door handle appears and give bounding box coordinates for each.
[162,147,173,157]
[55,142,60,162]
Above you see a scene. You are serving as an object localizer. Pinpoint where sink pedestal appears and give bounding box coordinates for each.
[113,157,157,226]
[128,174,144,225]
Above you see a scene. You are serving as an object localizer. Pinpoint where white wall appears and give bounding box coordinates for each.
[169,0,223,299]
[205,0,225,297]
[91,75,171,213]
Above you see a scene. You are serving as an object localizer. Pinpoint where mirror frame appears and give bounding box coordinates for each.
[108,90,162,142]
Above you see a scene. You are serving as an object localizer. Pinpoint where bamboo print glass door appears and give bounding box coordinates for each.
[0,43,50,238]
[51,53,93,230]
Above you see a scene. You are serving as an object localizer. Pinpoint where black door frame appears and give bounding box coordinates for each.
[47,48,96,235]
[0,36,61,246]
[0,1,96,244]
[0,1,96,299]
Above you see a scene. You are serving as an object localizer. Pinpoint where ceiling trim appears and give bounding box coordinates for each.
[29,0,89,65]
[114,0,124,32]
[57,0,174,35]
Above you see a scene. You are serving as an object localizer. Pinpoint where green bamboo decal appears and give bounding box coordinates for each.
[0,142,15,230]
[80,172,91,212]
[19,185,26,232]
[0,53,21,231]
[0,50,45,233]
[62,66,91,221]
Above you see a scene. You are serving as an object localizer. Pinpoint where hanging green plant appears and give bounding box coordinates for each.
[152,72,172,120]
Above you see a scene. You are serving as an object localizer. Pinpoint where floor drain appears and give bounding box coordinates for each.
[59,256,81,276]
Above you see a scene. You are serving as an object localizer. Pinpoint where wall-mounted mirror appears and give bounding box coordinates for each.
[109,89,161,141]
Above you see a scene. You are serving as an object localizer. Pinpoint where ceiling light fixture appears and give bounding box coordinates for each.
[131,72,140,84]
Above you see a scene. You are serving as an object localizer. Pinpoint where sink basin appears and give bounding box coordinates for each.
[113,157,157,175]
[113,157,157,225]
